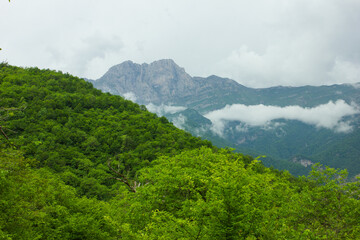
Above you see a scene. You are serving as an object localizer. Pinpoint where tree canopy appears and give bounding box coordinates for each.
[1,63,359,239]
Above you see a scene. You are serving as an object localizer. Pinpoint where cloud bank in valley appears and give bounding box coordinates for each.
[122,93,187,123]
[123,92,137,102]
[205,100,360,136]
[145,103,188,130]
[171,114,187,130]
[145,103,186,116]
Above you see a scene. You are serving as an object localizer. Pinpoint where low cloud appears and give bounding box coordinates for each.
[146,103,186,116]
[205,100,359,135]
[350,83,360,89]
[171,114,187,130]
[123,92,137,102]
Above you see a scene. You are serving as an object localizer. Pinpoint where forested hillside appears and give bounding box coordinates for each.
[1,63,360,239]
[0,63,212,198]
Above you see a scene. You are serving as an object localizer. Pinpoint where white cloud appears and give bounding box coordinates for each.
[351,83,360,89]
[123,92,137,102]
[205,100,359,135]
[260,122,285,131]
[209,119,226,138]
[171,114,187,130]
[192,126,208,137]
[145,104,188,129]
[145,103,186,116]
[235,123,249,133]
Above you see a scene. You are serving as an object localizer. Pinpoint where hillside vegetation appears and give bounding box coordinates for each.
[1,63,360,239]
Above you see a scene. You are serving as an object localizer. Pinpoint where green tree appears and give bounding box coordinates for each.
[117,148,294,239]
[0,149,121,239]
[0,64,211,199]
[110,148,360,239]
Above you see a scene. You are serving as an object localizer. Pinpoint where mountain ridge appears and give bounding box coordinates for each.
[88,59,360,177]
[91,59,360,112]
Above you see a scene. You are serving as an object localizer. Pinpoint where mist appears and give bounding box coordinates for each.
[145,103,187,116]
[205,100,359,136]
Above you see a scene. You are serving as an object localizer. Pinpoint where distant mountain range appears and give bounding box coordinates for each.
[87,59,360,178]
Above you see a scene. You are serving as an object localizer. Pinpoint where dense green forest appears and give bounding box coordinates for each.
[1,63,360,239]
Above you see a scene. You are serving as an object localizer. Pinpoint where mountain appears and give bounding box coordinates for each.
[90,59,360,177]
[93,60,256,113]
[93,59,196,105]
[93,59,360,112]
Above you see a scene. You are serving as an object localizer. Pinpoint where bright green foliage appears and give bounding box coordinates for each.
[280,164,360,239]
[0,149,120,239]
[2,146,359,239]
[0,63,211,199]
[106,148,360,239]
[0,63,359,239]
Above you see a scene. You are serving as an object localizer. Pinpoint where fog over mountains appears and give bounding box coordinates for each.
[206,100,359,135]
[89,59,360,177]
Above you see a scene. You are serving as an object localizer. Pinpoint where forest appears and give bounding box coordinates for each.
[1,63,360,239]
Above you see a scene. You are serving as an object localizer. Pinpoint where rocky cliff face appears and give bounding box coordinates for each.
[93,59,252,112]
[94,59,196,105]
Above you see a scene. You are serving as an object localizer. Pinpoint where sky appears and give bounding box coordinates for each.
[1,0,360,88]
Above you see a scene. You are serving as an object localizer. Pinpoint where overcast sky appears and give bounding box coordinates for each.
[1,0,360,87]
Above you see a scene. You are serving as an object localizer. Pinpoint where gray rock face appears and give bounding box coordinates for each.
[94,59,196,105]
[93,59,254,112]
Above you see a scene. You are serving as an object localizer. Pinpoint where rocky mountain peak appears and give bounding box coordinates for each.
[92,59,256,109]
[148,59,185,73]
[94,59,196,105]
[109,60,137,71]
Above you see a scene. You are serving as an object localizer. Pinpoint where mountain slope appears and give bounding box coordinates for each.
[90,59,360,177]
[0,63,212,200]
[1,63,360,239]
